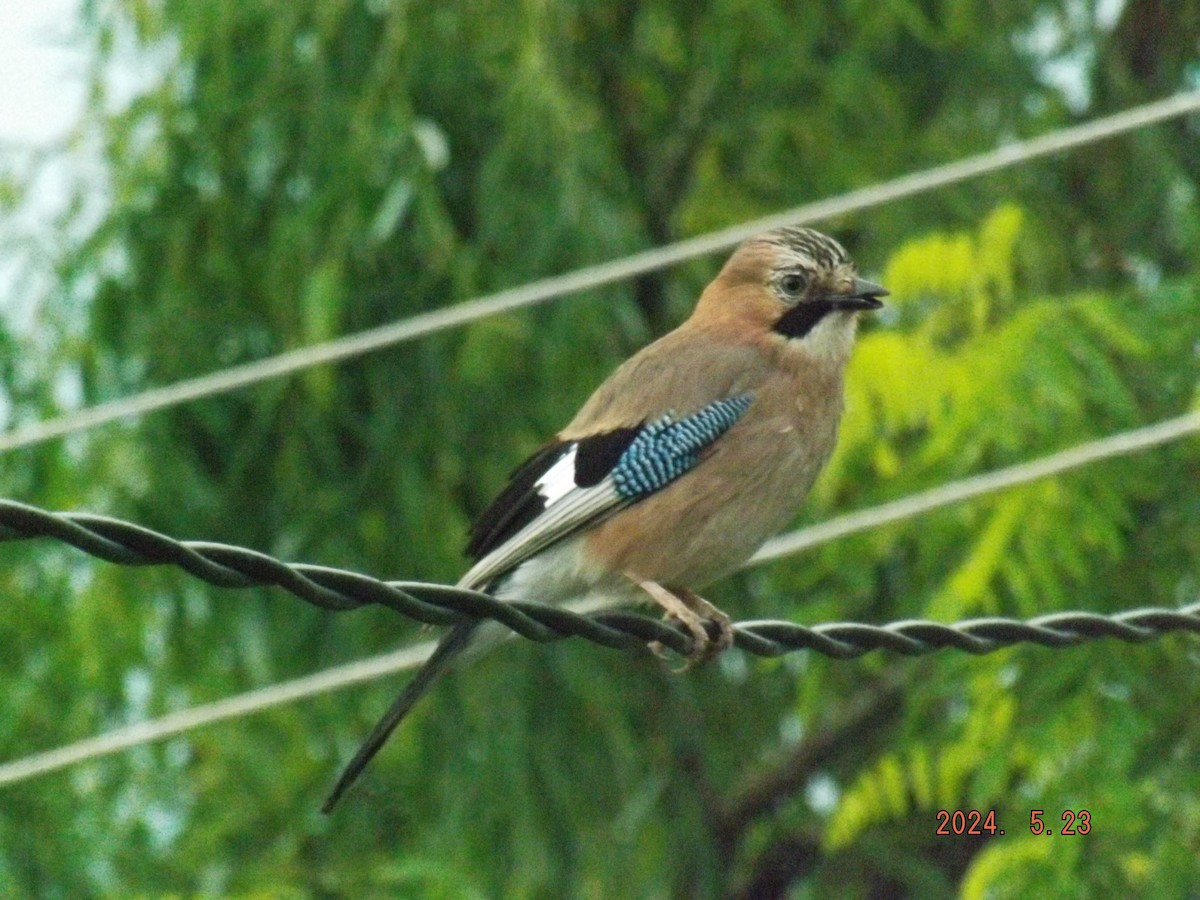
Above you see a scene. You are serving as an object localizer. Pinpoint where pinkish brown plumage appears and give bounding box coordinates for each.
[323,226,886,812]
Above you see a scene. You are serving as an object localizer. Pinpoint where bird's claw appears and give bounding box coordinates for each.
[638,581,734,669]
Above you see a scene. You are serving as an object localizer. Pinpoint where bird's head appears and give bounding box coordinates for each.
[695,226,887,365]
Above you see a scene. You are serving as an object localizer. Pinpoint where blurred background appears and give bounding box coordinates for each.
[1,0,1198,895]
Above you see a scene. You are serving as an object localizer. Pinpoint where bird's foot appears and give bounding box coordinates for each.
[638,581,734,669]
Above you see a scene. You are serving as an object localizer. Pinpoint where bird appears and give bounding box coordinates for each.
[321,225,886,812]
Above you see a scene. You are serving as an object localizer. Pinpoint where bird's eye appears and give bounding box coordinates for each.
[780,273,807,297]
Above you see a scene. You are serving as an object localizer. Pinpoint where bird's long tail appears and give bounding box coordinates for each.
[321,620,481,813]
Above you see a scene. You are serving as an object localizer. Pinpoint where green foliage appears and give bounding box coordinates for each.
[825,669,1021,850]
[828,208,1148,618]
[2,0,1199,895]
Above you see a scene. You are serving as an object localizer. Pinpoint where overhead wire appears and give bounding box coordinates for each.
[1,91,1199,788]
[750,409,1200,564]
[1,405,1198,787]
[2,89,1199,454]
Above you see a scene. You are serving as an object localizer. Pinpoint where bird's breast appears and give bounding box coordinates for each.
[584,371,845,589]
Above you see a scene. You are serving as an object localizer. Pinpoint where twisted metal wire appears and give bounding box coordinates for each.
[2,498,1197,660]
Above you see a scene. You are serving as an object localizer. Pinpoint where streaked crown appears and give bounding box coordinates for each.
[760,226,851,272]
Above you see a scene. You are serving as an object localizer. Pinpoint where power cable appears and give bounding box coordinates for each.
[1,406,1197,785]
[3,90,1198,454]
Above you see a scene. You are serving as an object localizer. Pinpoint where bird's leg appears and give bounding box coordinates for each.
[637,579,734,667]
[673,587,735,659]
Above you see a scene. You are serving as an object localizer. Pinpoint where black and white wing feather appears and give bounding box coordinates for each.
[459,393,754,591]
[323,392,755,812]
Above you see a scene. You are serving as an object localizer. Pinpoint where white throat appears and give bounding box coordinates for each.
[789,311,860,367]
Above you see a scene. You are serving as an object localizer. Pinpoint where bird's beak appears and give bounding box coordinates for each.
[829,277,888,312]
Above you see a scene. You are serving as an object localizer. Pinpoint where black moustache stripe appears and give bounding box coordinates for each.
[772,299,836,339]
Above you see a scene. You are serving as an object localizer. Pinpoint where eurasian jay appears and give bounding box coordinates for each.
[322,225,886,811]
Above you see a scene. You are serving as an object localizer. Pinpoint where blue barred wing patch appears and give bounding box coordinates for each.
[611,394,753,500]
[459,393,754,590]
